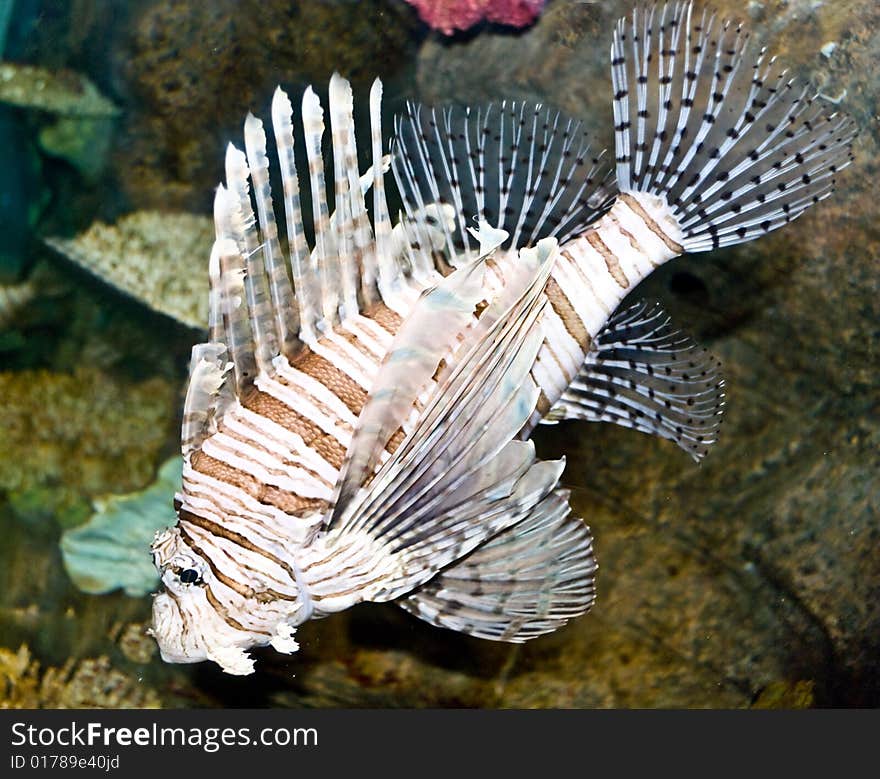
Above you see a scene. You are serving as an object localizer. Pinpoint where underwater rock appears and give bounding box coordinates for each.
[0,61,117,185]
[46,211,213,329]
[38,116,115,181]
[0,367,176,528]
[271,647,495,708]
[404,0,546,35]
[0,644,161,709]
[751,680,815,709]
[410,0,879,706]
[0,61,118,116]
[60,457,181,597]
[416,0,864,142]
[117,0,421,211]
[112,622,158,665]
[0,278,35,328]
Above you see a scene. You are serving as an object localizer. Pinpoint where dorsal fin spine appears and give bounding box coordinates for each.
[328,73,360,322]
[393,99,614,261]
[209,231,256,393]
[338,79,378,308]
[301,86,338,332]
[270,87,319,344]
[207,215,226,347]
[243,113,300,358]
[370,79,399,301]
[217,153,277,375]
[222,144,260,256]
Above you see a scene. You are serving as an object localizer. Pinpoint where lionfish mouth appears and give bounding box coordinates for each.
[150,591,201,664]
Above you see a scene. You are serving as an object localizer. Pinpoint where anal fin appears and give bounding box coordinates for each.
[545,300,725,461]
[398,489,596,642]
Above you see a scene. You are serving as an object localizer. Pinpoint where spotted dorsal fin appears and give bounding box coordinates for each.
[610,2,856,251]
[392,100,617,261]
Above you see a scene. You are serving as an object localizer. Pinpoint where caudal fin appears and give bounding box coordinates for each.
[611,1,856,252]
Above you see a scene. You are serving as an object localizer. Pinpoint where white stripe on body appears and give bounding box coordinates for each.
[181,193,683,550]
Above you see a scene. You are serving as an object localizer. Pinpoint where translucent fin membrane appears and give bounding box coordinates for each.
[611,1,857,252]
[399,489,596,642]
[393,100,616,259]
[181,342,231,457]
[547,299,725,461]
[325,240,565,600]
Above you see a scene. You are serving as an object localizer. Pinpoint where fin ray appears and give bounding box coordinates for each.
[611,1,856,252]
[324,239,563,600]
[399,489,596,642]
[393,101,616,259]
[546,299,725,461]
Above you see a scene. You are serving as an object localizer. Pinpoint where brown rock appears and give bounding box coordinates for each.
[116,0,422,211]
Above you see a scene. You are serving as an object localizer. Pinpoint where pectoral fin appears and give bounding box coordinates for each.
[398,489,596,642]
[315,239,565,606]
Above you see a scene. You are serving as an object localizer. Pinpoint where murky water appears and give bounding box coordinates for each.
[0,0,876,708]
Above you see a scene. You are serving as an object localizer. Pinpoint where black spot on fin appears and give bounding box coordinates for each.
[545,299,725,461]
[392,100,616,260]
[611,1,857,252]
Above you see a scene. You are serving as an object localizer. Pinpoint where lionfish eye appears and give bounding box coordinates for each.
[180,569,200,584]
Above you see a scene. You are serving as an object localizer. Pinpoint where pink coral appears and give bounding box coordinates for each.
[405,0,546,35]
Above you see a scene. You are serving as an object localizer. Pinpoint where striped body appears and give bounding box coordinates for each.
[159,190,687,672]
[178,188,682,542]
[525,192,683,426]
[151,2,854,675]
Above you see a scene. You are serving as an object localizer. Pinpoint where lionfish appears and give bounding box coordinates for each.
[150,1,855,674]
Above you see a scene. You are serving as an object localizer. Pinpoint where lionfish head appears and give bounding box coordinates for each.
[149,523,305,676]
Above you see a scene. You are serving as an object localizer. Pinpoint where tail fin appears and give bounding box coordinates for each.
[611,1,856,252]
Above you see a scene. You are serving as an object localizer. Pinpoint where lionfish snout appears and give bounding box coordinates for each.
[149,526,252,672]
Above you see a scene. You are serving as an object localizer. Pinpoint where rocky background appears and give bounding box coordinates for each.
[0,0,876,708]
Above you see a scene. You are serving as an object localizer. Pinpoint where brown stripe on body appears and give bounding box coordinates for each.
[240,387,347,469]
[304,545,388,594]
[164,574,258,636]
[180,508,304,589]
[541,339,574,386]
[607,210,646,257]
[181,509,374,606]
[364,301,403,336]
[585,230,629,289]
[563,247,610,316]
[203,585,268,635]
[386,427,407,454]
[618,193,684,254]
[178,526,297,604]
[333,320,385,360]
[190,450,327,516]
[545,273,591,352]
[536,391,551,417]
[293,350,368,416]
